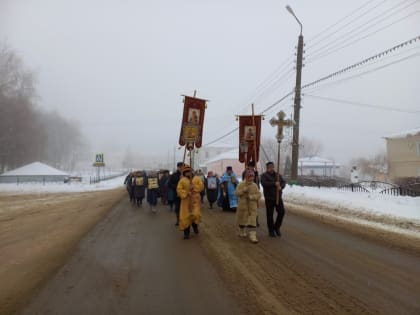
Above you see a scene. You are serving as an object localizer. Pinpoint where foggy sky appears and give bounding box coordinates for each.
[1,0,419,165]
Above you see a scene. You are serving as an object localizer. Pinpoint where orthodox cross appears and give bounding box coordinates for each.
[269,111,294,143]
[269,110,294,205]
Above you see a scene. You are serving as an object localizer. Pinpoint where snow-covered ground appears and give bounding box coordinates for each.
[0,175,126,194]
[283,185,420,221]
[283,185,420,237]
[1,178,419,233]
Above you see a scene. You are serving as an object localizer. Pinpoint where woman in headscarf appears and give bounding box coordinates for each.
[176,165,204,239]
[235,170,262,243]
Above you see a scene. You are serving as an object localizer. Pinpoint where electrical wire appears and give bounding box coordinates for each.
[303,94,420,113]
[306,0,378,44]
[306,10,420,63]
[303,35,420,90]
[303,51,420,93]
[306,0,389,49]
[306,0,419,59]
[203,37,420,146]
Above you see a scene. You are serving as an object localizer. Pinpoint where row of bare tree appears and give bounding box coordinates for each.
[0,43,86,173]
[260,136,324,176]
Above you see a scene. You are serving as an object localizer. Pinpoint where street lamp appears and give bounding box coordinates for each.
[285,5,302,35]
[286,4,304,185]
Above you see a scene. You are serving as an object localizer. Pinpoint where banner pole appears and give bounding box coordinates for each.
[251,104,257,168]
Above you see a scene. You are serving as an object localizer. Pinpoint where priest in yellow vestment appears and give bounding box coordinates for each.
[177,165,204,239]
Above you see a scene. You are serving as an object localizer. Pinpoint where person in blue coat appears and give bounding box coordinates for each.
[219,166,239,212]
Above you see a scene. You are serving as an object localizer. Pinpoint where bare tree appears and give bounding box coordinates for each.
[0,42,87,173]
[349,151,388,181]
[300,136,324,158]
[260,137,291,173]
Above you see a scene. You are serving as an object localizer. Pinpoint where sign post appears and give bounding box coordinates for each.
[93,153,105,182]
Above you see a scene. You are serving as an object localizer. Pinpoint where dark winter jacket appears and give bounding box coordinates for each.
[168,170,181,200]
[261,171,286,201]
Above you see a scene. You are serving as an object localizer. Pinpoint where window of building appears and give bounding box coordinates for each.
[417,142,420,157]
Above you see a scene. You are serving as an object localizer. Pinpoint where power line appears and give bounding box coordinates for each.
[303,94,420,113]
[306,0,378,44]
[306,10,420,64]
[203,37,420,146]
[234,55,295,115]
[306,0,419,59]
[303,35,420,90]
[306,0,389,49]
[304,44,420,94]
[305,51,420,95]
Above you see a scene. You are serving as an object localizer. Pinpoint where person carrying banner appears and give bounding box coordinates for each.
[235,170,262,243]
[133,171,147,207]
[176,165,204,239]
[205,171,219,209]
[261,161,286,238]
[219,166,239,212]
[147,171,159,212]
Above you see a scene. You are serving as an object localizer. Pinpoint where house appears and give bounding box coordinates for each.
[203,149,243,177]
[196,144,236,167]
[298,156,340,177]
[0,161,69,183]
[383,127,420,182]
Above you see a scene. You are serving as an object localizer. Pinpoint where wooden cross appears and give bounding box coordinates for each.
[269,111,294,143]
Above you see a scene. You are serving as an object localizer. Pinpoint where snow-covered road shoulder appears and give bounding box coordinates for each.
[283,185,420,237]
[0,175,126,195]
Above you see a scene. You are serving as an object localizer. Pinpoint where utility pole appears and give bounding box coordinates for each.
[291,34,303,184]
[286,5,304,185]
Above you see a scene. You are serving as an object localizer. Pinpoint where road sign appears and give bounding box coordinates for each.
[93,153,105,166]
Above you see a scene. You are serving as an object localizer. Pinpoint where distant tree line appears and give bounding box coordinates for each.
[0,43,86,173]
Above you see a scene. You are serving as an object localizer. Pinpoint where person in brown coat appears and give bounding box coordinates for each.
[235,170,262,243]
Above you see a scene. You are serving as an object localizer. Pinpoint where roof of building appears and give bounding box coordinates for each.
[203,143,236,149]
[205,149,238,164]
[383,127,420,139]
[298,156,340,167]
[0,162,69,176]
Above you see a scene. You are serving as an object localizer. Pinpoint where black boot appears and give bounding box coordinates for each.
[183,227,190,239]
[192,223,199,235]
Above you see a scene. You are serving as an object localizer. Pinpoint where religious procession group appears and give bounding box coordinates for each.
[124,159,286,243]
[125,92,291,242]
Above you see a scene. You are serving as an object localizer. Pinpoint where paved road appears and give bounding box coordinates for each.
[21,198,420,314]
[22,199,241,315]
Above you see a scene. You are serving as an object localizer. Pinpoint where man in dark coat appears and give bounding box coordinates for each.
[159,170,170,205]
[261,161,286,238]
[124,172,134,203]
[168,162,183,225]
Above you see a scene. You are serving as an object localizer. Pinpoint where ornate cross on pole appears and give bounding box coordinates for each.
[269,111,294,205]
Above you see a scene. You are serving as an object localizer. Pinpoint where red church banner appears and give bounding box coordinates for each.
[179,96,207,150]
[238,115,262,163]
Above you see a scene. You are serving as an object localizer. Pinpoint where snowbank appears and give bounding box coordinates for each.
[0,175,126,194]
[283,185,420,221]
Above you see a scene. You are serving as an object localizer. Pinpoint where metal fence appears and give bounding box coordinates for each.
[90,171,128,184]
[286,177,420,197]
[380,186,420,197]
